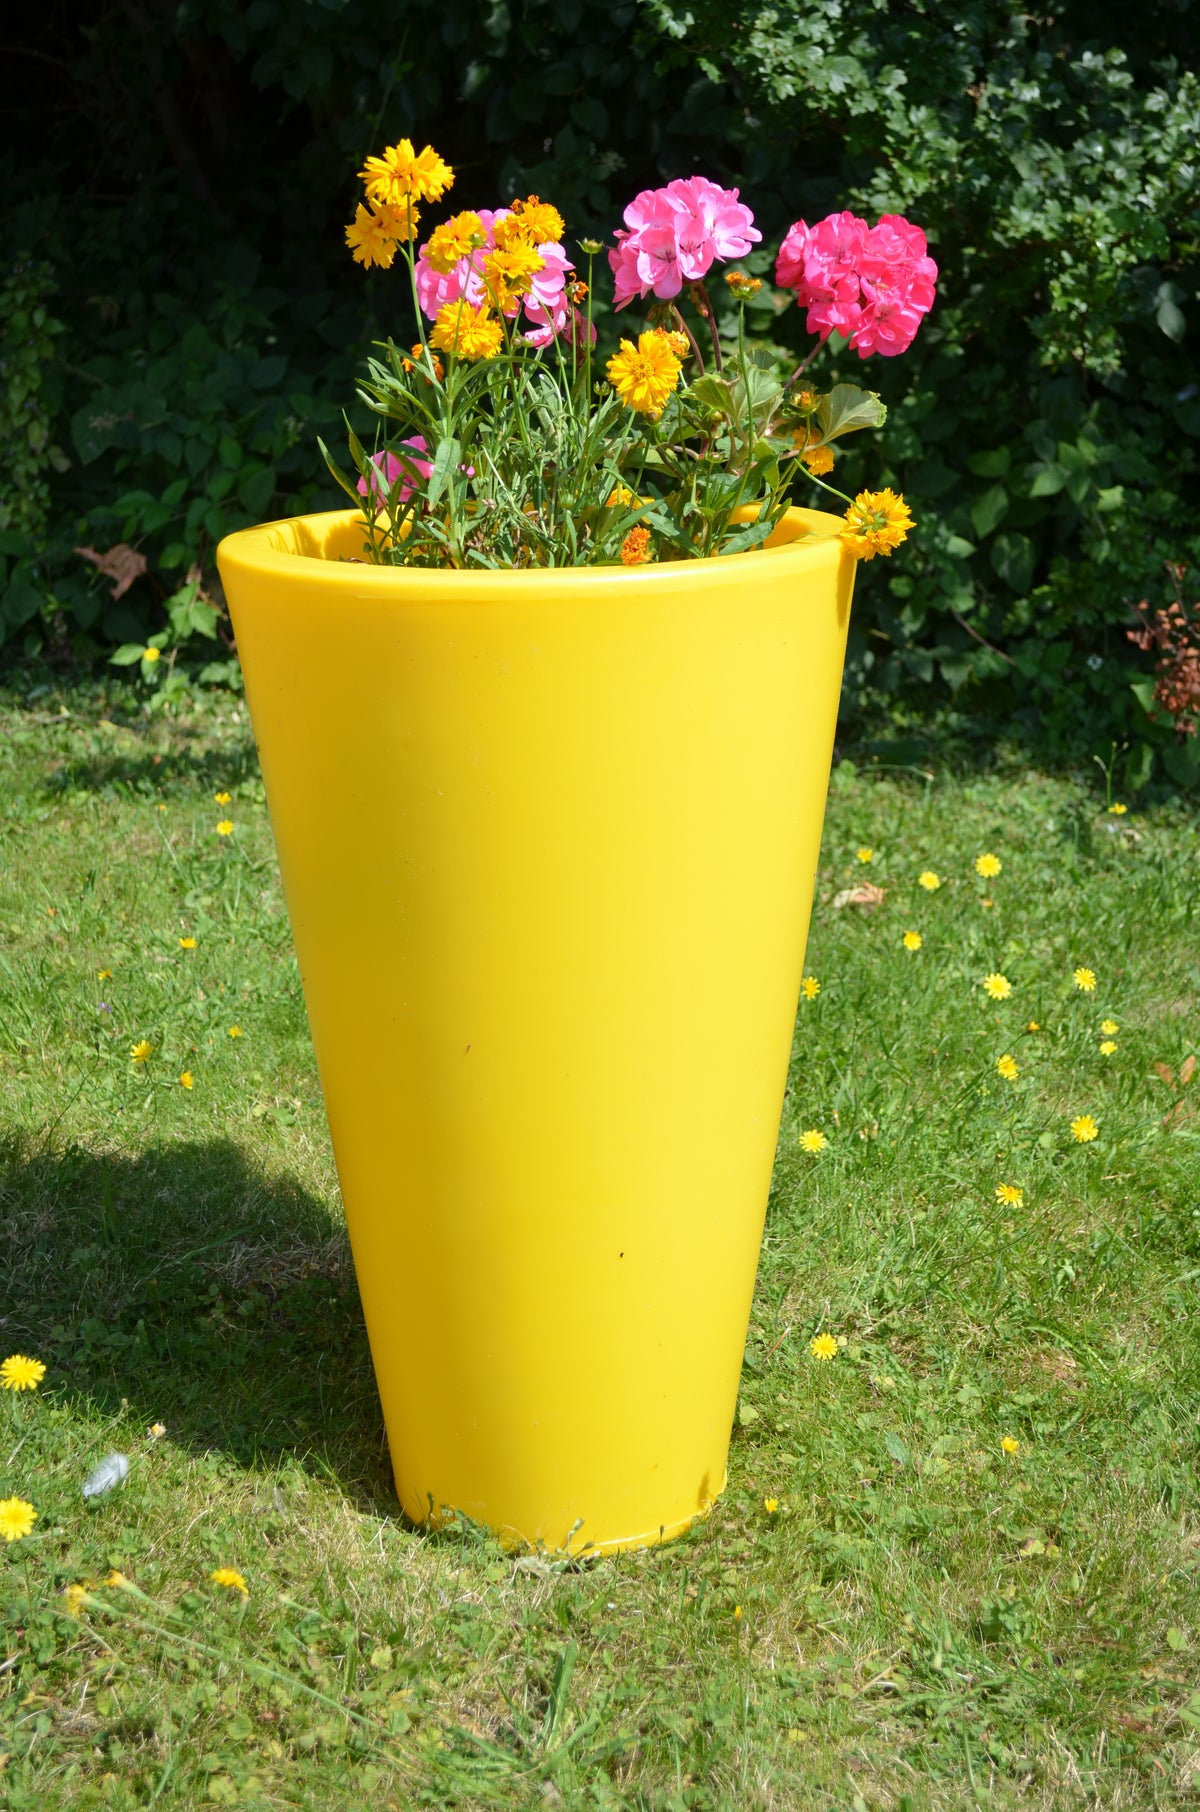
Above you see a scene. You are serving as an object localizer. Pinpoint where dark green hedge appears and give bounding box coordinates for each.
[3,0,1199,783]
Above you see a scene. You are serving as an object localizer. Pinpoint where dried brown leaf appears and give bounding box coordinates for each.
[74,543,148,600]
[832,883,885,911]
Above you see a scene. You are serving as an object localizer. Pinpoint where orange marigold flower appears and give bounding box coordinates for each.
[621,527,652,566]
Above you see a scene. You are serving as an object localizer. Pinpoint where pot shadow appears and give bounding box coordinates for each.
[0,1132,394,1513]
[45,733,260,802]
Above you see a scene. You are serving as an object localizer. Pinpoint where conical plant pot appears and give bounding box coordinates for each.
[217,506,855,1554]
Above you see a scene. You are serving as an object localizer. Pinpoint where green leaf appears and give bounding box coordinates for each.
[815,384,887,442]
[1129,677,1158,716]
[425,436,462,508]
[718,518,776,557]
[970,485,1008,540]
[687,376,736,420]
[967,449,1011,478]
[884,1431,910,1468]
[1155,283,1186,344]
[1027,463,1065,497]
[990,530,1035,595]
[108,643,146,666]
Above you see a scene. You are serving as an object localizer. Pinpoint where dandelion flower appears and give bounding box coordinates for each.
[809,1332,838,1361]
[97,968,112,980]
[211,1567,249,1595]
[0,1497,37,1542]
[799,1129,828,1153]
[1026,1021,1040,1032]
[841,488,914,561]
[620,526,652,566]
[1,1354,46,1391]
[1073,967,1097,992]
[801,976,821,1000]
[996,1054,1019,1081]
[995,1183,1023,1206]
[902,930,922,951]
[149,1423,166,1439]
[216,820,234,837]
[63,1583,88,1616]
[227,1025,243,1038]
[1108,802,1127,815]
[975,853,1002,878]
[1099,1040,1117,1056]
[983,973,1012,1000]
[430,300,504,361]
[130,1039,154,1064]
[763,1497,780,1514]
[1070,1114,1099,1143]
[606,331,683,417]
[918,870,940,891]
[179,1071,194,1090]
[1000,1435,1020,1456]
[179,937,197,950]
[214,791,232,805]
[733,1604,744,1620]
[856,847,874,864]
[1101,1019,1119,1035]
[142,646,161,664]
[104,1570,130,1588]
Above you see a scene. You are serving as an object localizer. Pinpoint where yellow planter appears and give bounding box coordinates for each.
[217,506,855,1554]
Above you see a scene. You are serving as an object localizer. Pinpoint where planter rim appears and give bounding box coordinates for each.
[217,504,846,600]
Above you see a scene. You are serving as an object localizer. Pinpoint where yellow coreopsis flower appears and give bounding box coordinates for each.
[430,301,505,361]
[359,139,453,207]
[345,202,416,269]
[0,1497,37,1542]
[975,852,1002,878]
[606,332,683,417]
[425,211,486,272]
[841,488,914,560]
[809,1332,838,1360]
[481,243,545,310]
[801,444,834,476]
[1,1354,46,1391]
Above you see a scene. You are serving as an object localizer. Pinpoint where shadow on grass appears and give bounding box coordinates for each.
[0,1132,394,1513]
[45,735,261,800]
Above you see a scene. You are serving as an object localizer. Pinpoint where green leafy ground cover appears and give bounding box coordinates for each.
[1,678,1199,1810]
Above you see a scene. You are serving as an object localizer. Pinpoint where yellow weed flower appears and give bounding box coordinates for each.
[227,1025,243,1038]
[97,968,112,980]
[179,1071,194,1090]
[63,1583,88,1617]
[841,488,914,560]
[1070,1114,1099,1143]
[104,1570,130,1588]
[214,791,232,805]
[1100,1019,1119,1035]
[856,847,874,863]
[902,930,922,951]
[799,1129,828,1153]
[983,973,1012,1000]
[0,1497,37,1542]
[918,870,941,891]
[130,1039,154,1064]
[425,210,486,273]
[801,976,820,1000]
[995,1183,1023,1206]
[1099,1040,1117,1056]
[763,1496,780,1514]
[1108,802,1127,815]
[606,331,683,417]
[216,820,234,836]
[430,300,505,361]
[996,1053,1019,1080]
[620,527,652,566]
[809,1332,838,1360]
[179,937,197,949]
[345,202,415,269]
[359,139,453,207]
[142,646,161,663]
[1,1354,46,1392]
[975,852,1002,878]
[1073,967,1097,991]
[1001,1435,1020,1456]
[211,1567,249,1595]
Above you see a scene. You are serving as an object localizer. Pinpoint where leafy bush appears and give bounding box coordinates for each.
[2,0,1198,783]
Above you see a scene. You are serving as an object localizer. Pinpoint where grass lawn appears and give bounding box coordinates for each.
[2,674,1199,1811]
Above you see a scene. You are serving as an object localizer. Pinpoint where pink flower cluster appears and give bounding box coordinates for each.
[775,211,937,357]
[609,177,761,308]
[414,210,593,348]
[356,438,431,505]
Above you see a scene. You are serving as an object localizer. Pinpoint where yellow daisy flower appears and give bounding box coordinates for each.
[179,1071,194,1090]
[1,1354,46,1391]
[63,1583,89,1617]
[1099,1040,1117,1056]
[359,139,453,207]
[809,1332,838,1360]
[763,1497,780,1514]
[840,488,914,560]
[1107,802,1127,815]
[983,973,1012,999]
[97,968,112,980]
[179,937,197,950]
[606,331,683,417]
[994,1183,1023,1206]
[1073,967,1097,992]
[130,1039,154,1064]
[430,300,505,361]
[227,1025,243,1038]
[214,791,232,805]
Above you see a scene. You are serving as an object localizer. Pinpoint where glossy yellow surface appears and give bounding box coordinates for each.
[217,508,855,1553]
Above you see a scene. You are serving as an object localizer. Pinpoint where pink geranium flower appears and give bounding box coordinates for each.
[356,438,432,505]
[775,209,936,356]
[608,176,761,307]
